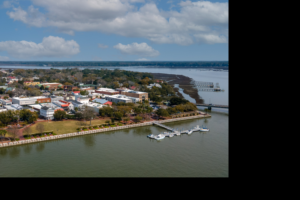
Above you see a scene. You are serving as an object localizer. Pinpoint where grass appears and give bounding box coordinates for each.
[110,125,116,127]
[28,119,109,135]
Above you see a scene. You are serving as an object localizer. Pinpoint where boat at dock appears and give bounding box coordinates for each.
[147,134,155,139]
[199,126,209,132]
[154,134,165,140]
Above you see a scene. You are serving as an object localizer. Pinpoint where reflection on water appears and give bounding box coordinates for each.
[83,135,96,147]
[36,143,45,152]
[0,148,8,157]
[23,144,33,154]
[9,147,21,158]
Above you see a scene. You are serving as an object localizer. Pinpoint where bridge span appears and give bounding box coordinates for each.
[196,104,229,110]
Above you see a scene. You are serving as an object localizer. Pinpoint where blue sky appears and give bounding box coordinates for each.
[0,0,228,61]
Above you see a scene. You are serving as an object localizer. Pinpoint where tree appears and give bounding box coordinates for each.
[156,108,169,119]
[8,125,19,140]
[54,110,67,120]
[114,111,123,120]
[105,120,111,124]
[170,97,188,105]
[74,107,78,112]
[82,105,96,126]
[135,115,143,122]
[36,123,45,134]
[0,129,8,141]
[23,126,32,137]
[80,90,89,95]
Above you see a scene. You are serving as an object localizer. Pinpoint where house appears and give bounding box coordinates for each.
[5,87,15,93]
[72,91,80,95]
[130,86,136,90]
[92,98,112,106]
[86,102,105,113]
[52,100,74,111]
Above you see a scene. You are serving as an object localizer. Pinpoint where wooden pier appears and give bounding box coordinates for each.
[191,81,214,88]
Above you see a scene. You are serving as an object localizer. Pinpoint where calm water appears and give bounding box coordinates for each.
[0,66,228,177]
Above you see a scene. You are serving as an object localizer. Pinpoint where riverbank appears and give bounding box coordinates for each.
[151,73,204,104]
[0,113,211,148]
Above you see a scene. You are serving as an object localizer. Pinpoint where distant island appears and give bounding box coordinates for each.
[0,61,228,68]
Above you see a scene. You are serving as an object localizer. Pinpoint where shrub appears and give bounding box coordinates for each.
[93,126,97,128]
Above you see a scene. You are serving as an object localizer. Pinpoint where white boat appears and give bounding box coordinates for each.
[169,133,174,137]
[147,134,155,139]
[199,126,209,132]
[187,130,193,134]
[155,134,165,140]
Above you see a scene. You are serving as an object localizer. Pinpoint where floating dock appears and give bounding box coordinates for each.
[148,122,206,140]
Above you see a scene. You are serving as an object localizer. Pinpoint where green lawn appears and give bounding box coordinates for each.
[29,119,109,135]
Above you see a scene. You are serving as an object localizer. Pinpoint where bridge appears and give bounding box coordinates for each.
[196,104,229,110]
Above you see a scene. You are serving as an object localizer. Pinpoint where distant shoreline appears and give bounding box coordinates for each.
[0,61,228,69]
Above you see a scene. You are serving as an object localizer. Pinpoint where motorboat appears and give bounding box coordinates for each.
[199,126,209,132]
[187,130,193,134]
[155,134,165,140]
[147,134,155,139]
[169,133,174,137]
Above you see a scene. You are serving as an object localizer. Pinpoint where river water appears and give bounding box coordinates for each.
[0,66,228,177]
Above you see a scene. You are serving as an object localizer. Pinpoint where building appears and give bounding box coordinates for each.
[0,108,7,112]
[50,95,64,102]
[64,94,75,101]
[120,90,148,102]
[116,87,129,94]
[78,84,99,90]
[52,91,65,96]
[147,83,162,89]
[63,85,78,92]
[105,95,139,104]
[4,104,23,111]
[23,81,40,86]
[95,88,119,97]
[52,100,74,111]
[5,87,15,93]
[12,96,50,105]
[86,102,105,113]
[72,91,80,95]
[41,83,61,90]
[40,107,55,120]
[92,98,112,106]
[75,95,90,105]
[0,99,12,106]
[66,100,84,109]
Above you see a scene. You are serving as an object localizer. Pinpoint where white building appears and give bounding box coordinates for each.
[147,83,162,89]
[105,95,139,104]
[40,106,55,120]
[4,104,23,111]
[75,95,90,105]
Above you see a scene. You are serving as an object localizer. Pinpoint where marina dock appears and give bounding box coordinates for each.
[148,122,208,140]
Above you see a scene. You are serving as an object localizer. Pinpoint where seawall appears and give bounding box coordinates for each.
[0,114,211,148]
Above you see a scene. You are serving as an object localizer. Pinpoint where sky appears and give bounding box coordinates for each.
[0,0,228,61]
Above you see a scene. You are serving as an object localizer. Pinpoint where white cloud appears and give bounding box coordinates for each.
[114,43,159,57]
[0,56,9,61]
[6,0,228,45]
[98,44,108,49]
[136,58,149,61]
[0,36,80,58]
